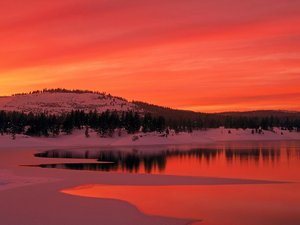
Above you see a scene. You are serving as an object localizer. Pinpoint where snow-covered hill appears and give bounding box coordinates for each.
[0,91,140,114]
[1,90,299,120]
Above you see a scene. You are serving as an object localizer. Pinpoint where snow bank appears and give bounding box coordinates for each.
[0,170,57,191]
[1,128,300,149]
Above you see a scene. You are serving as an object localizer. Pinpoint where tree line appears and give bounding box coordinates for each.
[0,110,166,138]
[0,110,300,138]
[166,115,300,132]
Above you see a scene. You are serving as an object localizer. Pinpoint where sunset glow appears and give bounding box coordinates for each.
[1,0,300,112]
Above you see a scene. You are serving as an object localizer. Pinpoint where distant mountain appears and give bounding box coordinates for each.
[133,101,207,121]
[134,101,300,121]
[0,89,299,120]
[215,110,300,119]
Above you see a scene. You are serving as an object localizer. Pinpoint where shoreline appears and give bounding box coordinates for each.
[1,127,300,150]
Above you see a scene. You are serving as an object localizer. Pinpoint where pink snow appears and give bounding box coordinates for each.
[1,128,299,149]
[0,92,138,114]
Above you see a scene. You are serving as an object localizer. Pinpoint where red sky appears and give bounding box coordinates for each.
[0,0,300,112]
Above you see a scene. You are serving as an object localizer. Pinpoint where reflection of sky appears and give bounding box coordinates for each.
[62,183,300,225]
[1,0,300,112]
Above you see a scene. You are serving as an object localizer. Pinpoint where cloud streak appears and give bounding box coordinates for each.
[0,0,299,112]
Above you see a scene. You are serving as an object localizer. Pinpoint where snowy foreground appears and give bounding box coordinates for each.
[1,127,300,149]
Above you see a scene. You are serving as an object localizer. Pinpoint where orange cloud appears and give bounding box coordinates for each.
[0,0,299,112]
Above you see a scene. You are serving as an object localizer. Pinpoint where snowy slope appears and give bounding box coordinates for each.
[0,91,139,114]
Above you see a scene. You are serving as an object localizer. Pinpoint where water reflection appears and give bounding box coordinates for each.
[31,144,300,174]
[28,163,118,171]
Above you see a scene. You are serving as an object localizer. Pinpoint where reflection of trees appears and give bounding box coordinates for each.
[226,149,260,162]
[143,154,166,173]
[122,154,140,173]
[225,148,281,163]
[160,149,221,163]
[261,148,280,163]
[34,146,291,173]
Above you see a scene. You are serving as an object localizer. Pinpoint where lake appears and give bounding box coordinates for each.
[29,141,300,225]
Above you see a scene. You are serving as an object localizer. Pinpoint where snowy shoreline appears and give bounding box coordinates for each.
[1,127,300,150]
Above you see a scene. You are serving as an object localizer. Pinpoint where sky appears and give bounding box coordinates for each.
[0,0,300,112]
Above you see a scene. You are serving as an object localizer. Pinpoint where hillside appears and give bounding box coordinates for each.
[133,101,207,121]
[0,89,139,114]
